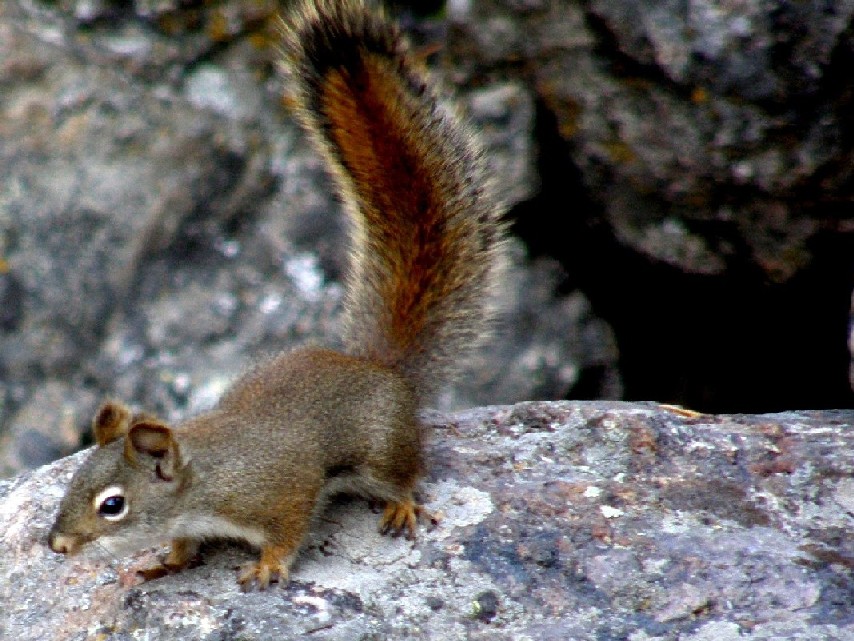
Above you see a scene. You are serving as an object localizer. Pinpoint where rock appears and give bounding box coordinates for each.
[0,381,97,478]
[445,0,854,411]
[2,401,853,639]
[448,0,854,281]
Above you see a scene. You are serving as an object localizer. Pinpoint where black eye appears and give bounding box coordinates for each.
[98,495,125,516]
[93,485,128,521]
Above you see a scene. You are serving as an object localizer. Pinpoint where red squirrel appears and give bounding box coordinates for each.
[48,0,505,591]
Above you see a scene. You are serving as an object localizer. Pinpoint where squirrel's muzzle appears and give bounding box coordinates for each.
[47,529,82,554]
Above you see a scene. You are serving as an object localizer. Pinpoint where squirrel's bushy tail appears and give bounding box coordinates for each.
[280,0,505,404]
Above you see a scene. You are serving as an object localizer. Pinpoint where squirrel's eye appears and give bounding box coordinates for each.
[99,496,124,515]
[93,485,128,521]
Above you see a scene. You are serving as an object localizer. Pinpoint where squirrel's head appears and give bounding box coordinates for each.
[48,401,190,558]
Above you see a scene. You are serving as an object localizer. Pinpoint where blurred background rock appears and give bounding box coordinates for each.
[0,0,852,477]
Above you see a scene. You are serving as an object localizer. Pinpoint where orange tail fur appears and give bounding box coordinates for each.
[280,0,505,404]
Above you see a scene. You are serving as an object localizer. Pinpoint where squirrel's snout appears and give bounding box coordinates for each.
[48,530,80,554]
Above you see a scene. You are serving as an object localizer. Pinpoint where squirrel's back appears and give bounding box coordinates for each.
[280,0,505,405]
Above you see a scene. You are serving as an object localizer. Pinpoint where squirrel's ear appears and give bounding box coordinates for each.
[92,402,132,446]
[126,419,183,482]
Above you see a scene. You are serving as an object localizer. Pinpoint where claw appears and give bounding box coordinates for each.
[379,497,429,540]
[237,550,292,592]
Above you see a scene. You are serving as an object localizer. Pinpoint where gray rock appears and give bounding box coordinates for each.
[447,0,854,280]
[0,2,275,380]
[455,250,621,408]
[0,381,97,478]
[445,0,854,410]
[2,401,853,639]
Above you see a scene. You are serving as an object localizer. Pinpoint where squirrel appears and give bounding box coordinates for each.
[47,0,504,591]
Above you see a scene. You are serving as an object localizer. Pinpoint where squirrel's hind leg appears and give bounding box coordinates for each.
[366,441,437,539]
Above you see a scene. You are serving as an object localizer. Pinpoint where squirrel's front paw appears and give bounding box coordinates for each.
[135,536,201,582]
[135,559,186,583]
[237,559,287,591]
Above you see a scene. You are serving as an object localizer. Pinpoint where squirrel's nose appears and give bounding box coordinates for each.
[48,530,77,554]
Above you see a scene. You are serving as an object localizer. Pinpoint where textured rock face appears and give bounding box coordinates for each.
[447,0,854,411]
[449,0,854,280]
[850,292,854,392]
[2,402,853,640]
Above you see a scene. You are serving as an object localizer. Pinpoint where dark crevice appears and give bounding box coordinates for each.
[512,99,854,414]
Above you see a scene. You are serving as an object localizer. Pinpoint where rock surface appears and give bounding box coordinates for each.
[3,401,854,640]
[449,0,854,280]
[447,0,854,411]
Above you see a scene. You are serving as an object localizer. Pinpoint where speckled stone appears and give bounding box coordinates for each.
[2,401,853,640]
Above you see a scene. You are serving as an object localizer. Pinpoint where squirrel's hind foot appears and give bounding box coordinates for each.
[379,497,435,540]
